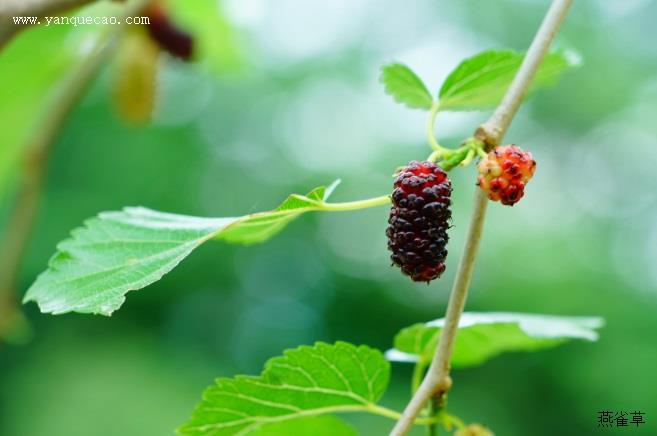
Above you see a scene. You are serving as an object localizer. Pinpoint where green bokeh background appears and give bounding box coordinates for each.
[1,0,656,435]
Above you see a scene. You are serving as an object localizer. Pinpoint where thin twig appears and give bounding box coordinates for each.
[0,0,98,50]
[0,0,147,338]
[0,35,114,338]
[0,0,93,15]
[390,0,573,434]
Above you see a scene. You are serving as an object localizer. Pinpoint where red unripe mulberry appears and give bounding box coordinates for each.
[386,161,452,283]
[477,144,536,206]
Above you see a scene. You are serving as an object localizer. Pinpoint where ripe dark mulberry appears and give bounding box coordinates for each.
[477,144,536,206]
[386,161,452,283]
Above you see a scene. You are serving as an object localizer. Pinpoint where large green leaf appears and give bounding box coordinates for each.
[438,49,580,111]
[387,312,604,369]
[23,208,236,315]
[250,416,356,436]
[380,63,434,110]
[179,342,389,435]
[23,181,383,315]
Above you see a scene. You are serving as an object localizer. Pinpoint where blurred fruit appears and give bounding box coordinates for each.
[145,2,193,60]
[112,29,159,124]
[454,423,494,436]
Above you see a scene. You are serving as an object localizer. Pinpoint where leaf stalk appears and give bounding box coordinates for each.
[426,101,449,154]
[319,195,391,212]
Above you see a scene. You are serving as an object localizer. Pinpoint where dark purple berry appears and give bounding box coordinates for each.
[386,161,452,282]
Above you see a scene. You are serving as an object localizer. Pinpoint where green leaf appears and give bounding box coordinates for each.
[215,179,341,244]
[23,182,353,315]
[23,208,237,316]
[438,49,580,111]
[178,342,389,435]
[387,312,604,369]
[250,416,356,436]
[249,415,358,436]
[380,63,434,110]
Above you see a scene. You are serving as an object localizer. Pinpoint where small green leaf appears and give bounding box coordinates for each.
[216,180,340,244]
[23,181,357,315]
[387,312,604,368]
[438,49,580,111]
[380,63,434,110]
[178,341,389,435]
[307,179,341,202]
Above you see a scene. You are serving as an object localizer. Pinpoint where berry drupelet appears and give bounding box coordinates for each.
[386,161,452,283]
[477,144,536,206]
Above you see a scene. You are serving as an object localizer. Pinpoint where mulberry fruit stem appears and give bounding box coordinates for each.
[460,149,476,167]
[391,0,573,434]
[427,138,485,170]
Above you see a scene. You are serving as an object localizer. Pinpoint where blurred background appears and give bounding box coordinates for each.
[1,0,656,434]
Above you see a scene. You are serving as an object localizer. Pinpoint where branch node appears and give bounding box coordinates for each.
[474,124,501,150]
[434,375,452,397]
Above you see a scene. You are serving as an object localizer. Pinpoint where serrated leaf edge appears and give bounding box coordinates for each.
[178,341,390,435]
[380,63,433,110]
